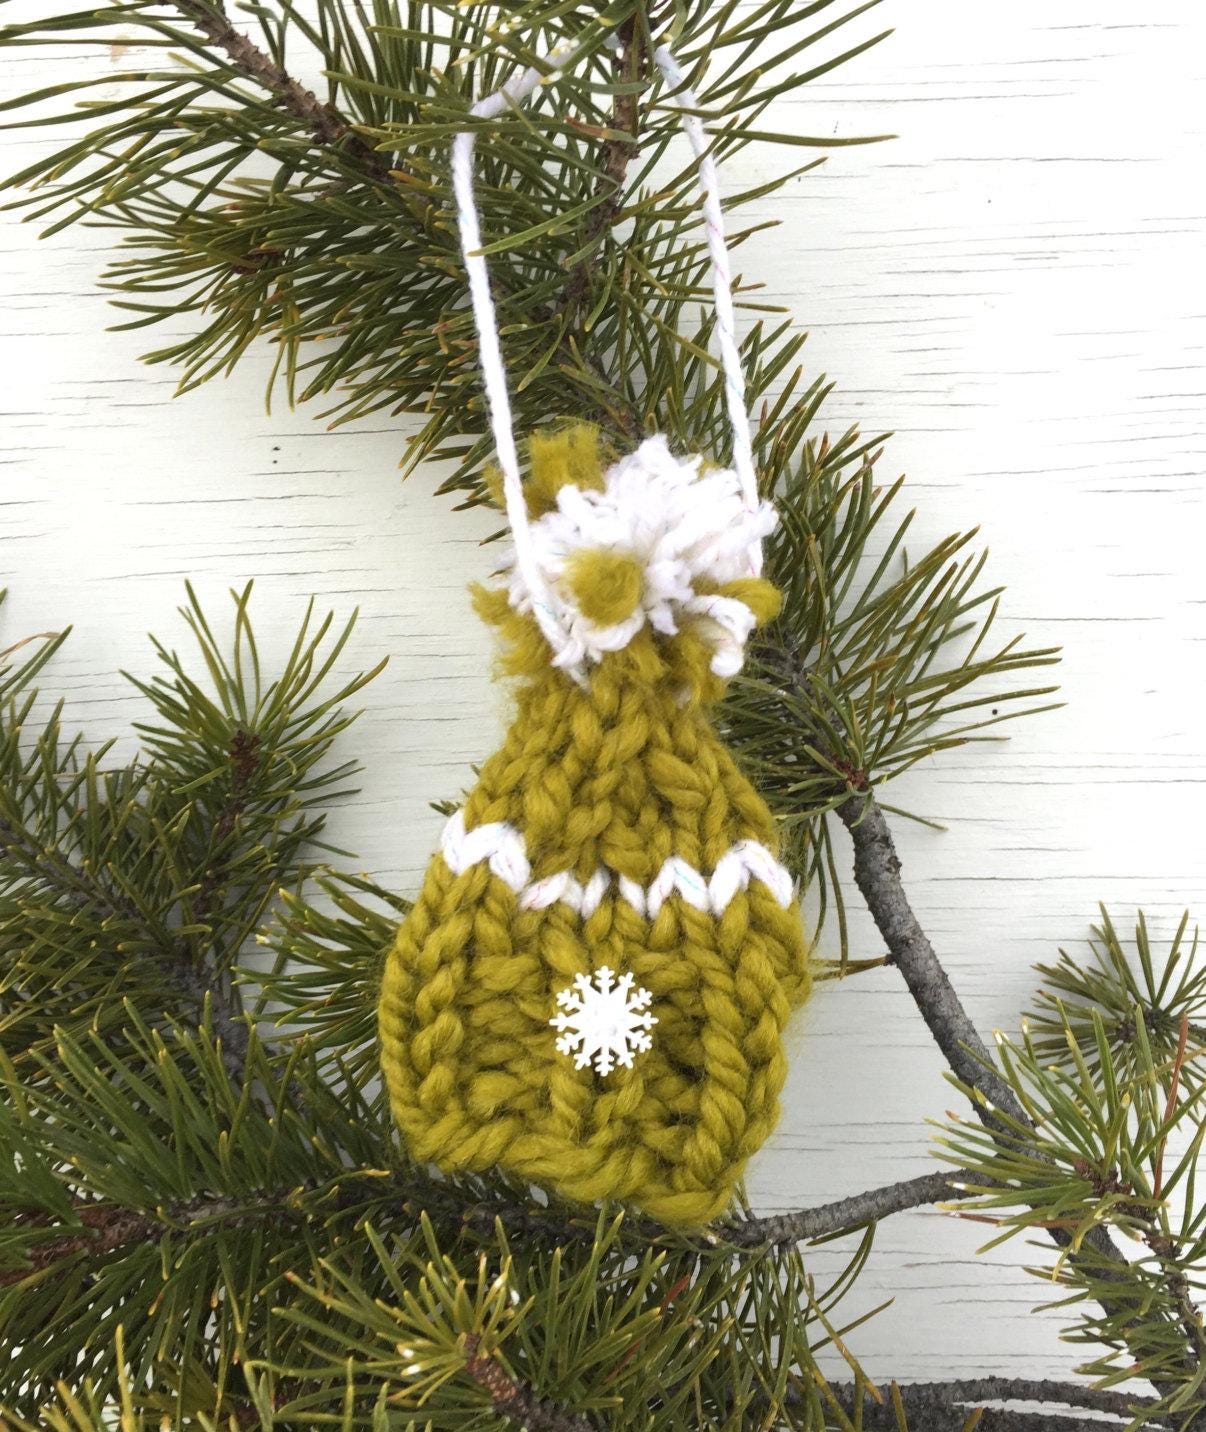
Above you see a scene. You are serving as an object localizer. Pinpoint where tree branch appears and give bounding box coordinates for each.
[0,804,254,1084]
[461,1334,594,1432]
[563,16,645,308]
[831,1378,1170,1432]
[0,811,129,925]
[836,791,1024,1124]
[4,1166,981,1293]
[724,1169,971,1247]
[833,788,1206,1414]
[3,1194,252,1286]
[171,0,390,179]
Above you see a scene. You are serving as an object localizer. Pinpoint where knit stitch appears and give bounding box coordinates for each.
[378,427,811,1227]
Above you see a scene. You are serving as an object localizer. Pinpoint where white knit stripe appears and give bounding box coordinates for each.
[451,38,763,668]
[439,810,795,915]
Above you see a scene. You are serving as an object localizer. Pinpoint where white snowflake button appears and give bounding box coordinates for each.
[549,965,656,1077]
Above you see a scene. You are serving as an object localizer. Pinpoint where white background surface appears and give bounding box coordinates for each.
[2,0,1205,1383]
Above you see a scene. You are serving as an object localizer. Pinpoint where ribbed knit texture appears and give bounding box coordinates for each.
[378,427,811,1227]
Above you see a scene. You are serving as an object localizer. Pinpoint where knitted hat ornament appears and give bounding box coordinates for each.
[378,40,811,1227]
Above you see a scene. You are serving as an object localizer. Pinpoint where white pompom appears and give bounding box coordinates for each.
[506,436,774,681]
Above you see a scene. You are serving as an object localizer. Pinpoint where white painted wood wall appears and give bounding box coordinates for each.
[2,0,1204,1384]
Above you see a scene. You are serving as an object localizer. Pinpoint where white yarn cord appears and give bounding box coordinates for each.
[450,44,576,656]
[451,39,760,660]
[651,44,758,517]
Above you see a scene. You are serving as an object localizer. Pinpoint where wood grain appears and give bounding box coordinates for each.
[2,0,1204,1382]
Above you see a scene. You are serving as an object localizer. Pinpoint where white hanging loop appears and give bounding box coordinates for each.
[650,44,758,515]
[450,38,760,664]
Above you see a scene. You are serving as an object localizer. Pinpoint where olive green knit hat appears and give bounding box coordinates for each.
[378,427,811,1226]
[378,41,811,1227]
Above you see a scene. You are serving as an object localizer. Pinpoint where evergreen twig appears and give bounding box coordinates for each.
[170,0,391,175]
[2,1194,250,1287]
[1,1164,982,1288]
[0,804,252,1080]
[844,792,1205,1418]
[836,792,1023,1123]
[462,1334,595,1432]
[831,1379,1170,1432]
[726,1169,972,1247]
[888,1379,1166,1421]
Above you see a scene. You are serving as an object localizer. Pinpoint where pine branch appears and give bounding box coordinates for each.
[0,810,127,924]
[1029,909,1206,1094]
[0,0,892,494]
[840,793,1205,1414]
[832,1379,1171,1432]
[563,15,646,309]
[170,0,390,177]
[902,1380,1166,1422]
[0,799,252,1080]
[2,1193,250,1288]
[0,585,382,1096]
[0,1163,989,1280]
[836,791,1024,1124]
[386,1166,964,1251]
[726,1169,972,1247]
[462,1335,595,1432]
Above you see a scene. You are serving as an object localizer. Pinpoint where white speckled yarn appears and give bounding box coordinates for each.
[506,435,777,682]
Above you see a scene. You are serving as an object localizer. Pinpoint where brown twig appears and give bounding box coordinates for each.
[170,0,390,179]
[3,1195,251,1287]
[563,16,645,308]
[833,788,1206,1413]
[831,1377,1171,1432]
[461,1335,595,1432]
[407,1166,990,1252]
[835,791,1024,1126]
[724,1168,973,1247]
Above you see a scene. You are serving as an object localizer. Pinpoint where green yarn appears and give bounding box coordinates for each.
[378,426,811,1227]
[567,548,644,626]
